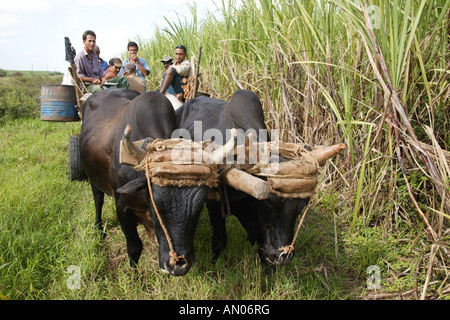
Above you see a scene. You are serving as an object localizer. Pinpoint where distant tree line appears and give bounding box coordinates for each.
[0,68,63,77]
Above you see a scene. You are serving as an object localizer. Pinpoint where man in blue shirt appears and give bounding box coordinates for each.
[94,45,108,73]
[160,55,176,95]
[119,41,150,91]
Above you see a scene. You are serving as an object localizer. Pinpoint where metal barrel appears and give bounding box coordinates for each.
[40,84,80,121]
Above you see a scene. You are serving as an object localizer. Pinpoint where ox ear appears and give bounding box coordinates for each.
[116,175,148,194]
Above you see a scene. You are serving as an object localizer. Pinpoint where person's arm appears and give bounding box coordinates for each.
[75,53,105,84]
[79,76,102,84]
[160,66,173,94]
[78,72,105,84]
[130,54,149,77]
[136,58,149,77]
[104,71,115,80]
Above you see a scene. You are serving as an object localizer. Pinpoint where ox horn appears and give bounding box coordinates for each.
[209,128,238,164]
[121,125,147,164]
[310,143,346,165]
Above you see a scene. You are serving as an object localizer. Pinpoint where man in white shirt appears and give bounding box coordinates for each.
[160,45,190,101]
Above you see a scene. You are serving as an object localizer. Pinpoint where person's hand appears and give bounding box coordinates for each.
[130,53,138,64]
[92,78,101,85]
[101,77,107,84]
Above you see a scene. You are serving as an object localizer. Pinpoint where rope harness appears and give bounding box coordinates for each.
[278,195,315,257]
[241,141,321,256]
[131,137,324,263]
[134,138,221,267]
[144,154,186,267]
[243,140,321,198]
[134,138,219,188]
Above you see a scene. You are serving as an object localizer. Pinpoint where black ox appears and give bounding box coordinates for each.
[176,89,310,266]
[79,88,211,276]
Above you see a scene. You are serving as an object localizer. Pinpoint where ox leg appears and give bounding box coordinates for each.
[229,198,263,246]
[229,199,269,267]
[115,199,142,268]
[90,183,105,233]
[206,200,227,263]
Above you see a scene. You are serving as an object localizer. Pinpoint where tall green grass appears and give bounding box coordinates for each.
[0,74,62,123]
[133,0,449,299]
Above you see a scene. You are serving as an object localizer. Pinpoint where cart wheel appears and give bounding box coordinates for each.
[69,134,87,181]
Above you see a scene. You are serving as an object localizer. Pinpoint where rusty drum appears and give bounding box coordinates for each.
[40,85,80,121]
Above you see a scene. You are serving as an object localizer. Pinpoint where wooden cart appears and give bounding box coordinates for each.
[63,37,204,181]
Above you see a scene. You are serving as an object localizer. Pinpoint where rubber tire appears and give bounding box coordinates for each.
[68,134,87,181]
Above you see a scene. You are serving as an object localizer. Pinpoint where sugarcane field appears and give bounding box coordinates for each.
[0,0,449,303]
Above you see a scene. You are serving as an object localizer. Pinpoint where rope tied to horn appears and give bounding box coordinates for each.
[242,140,344,258]
[144,153,187,268]
[133,138,220,188]
[276,146,345,258]
[122,124,344,265]
[236,140,320,257]
[128,131,237,268]
[278,194,315,257]
[136,138,222,268]
[244,141,321,199]
[245,141,320,175]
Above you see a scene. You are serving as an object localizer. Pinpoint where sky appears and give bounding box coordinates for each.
[0,0,223,73]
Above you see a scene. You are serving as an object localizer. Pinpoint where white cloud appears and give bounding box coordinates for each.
[94,28,134,58]
[0,13,19,27]
[0,30,18,37]
[0,0,222,72]
[62,5,82,31]
[0,0,53,13]
[76,0,151,8]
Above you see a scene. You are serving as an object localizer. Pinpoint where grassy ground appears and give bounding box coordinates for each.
[0,118,346,300]
[1,117,445,300]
